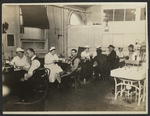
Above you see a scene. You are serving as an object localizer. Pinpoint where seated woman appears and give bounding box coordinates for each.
[126,44,139,61]
[10,47,30,71]
[6,48,30,94]
[44,46,63,84]
[107,45,118,70]
[116,47,125,67]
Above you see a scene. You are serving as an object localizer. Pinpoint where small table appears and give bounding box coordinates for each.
[111,66,146,106]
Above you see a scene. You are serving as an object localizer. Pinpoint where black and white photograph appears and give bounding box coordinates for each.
[2,2,148,114]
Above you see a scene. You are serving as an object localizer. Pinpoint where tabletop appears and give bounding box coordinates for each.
[111,66,146,81]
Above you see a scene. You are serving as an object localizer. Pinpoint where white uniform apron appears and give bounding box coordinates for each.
[44,53,63,83]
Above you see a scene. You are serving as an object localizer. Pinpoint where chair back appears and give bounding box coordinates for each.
[35,68,50,81]
[77,47,86,58]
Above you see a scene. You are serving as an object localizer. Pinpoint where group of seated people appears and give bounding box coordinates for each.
[3,43,144,102]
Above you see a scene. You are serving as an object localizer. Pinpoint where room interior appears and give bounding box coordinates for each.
[2,3,147,113]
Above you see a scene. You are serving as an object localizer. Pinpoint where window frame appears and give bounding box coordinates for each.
[140,7,146,20]
[103,9,114,22]
[103,8,137,22]
[114,9,125,21]
[7,34,15,47]
[125,9,136,21]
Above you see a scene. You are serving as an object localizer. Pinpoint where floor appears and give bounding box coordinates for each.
[3,77,146,112]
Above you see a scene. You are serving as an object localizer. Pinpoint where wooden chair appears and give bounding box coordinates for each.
[15,68,50,105]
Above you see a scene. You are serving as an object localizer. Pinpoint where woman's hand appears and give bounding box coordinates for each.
[93,61,98,67]
[23,73,29,81]
[20,78,25,82]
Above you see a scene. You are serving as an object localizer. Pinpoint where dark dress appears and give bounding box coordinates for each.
[93,54,110,77]
[80,59,93,81]
[107,50,118,70]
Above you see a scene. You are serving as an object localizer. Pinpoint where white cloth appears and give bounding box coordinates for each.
[128,52,139,61]
[44,52,63,83]
[27,55,41,76]
[81,51,90,60]
[111,67,145,81]
[10,55,30,70]
[135,44,141,50]
[116,51,124,58]
[92,51,97,58]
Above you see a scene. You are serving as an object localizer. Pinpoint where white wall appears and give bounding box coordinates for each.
[22,27,43,39]
[2,5,49,59]
[86,5,102,25]
[68,4,147,55]
[2,5,20,59]
[68,25,104,55]
[100,4,147,52]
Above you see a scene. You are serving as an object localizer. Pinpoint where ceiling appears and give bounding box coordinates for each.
[67,5,93,9]
[75,5,93,9]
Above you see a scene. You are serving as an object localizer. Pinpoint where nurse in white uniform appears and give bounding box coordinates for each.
[44,47,63,83]
[10,47,30,71]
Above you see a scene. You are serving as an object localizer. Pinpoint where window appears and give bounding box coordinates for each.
[103,8,137,22]
[125,9,136,21]
[114,9,124,21]
[7,34,14,46]
[140,8,146,20]
[20,5,49,29]
[103,9,113,21]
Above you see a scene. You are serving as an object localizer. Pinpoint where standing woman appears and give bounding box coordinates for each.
[80,46,93,84]
[44,46,63,84]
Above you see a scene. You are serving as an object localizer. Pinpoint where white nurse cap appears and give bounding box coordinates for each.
[16,47,24,52]
[49,46,56,51]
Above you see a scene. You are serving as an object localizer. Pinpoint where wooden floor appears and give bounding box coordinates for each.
[3,77,146,112]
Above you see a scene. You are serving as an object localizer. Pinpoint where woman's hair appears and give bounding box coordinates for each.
[71,49,77,53]
[16,51,24,54]
[128,44,134,52]
[128,44,134,49]
[96,48,102,55]
[27,48,35,54]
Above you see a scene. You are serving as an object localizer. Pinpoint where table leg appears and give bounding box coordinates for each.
[137,81,142,106]
[114,78,117,100]
[120,81,124,97]
[142,79,146,102]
